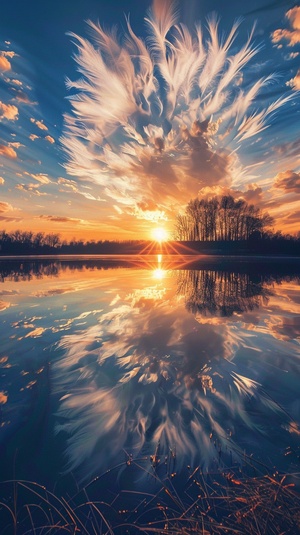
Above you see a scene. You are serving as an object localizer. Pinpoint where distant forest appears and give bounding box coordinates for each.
[0,195,299,256]
[0,229,300,256]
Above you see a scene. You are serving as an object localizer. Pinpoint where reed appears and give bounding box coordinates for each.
[1,457,299,535]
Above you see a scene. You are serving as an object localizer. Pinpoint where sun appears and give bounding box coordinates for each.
[151,227,169,242]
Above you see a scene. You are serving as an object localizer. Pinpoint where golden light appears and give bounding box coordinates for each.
[151,227,169,242]
[153,268,166,280]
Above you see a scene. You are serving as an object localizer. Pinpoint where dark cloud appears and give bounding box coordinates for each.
[38,215,83,223]
[274,170,300,193]
[11,88,36,105]
[241,185,264,205]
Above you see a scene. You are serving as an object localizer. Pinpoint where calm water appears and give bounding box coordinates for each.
[0,256,300,500]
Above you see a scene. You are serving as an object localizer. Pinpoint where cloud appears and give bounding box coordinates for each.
[38,215,85,224]
[197,184,266,208]
[9,142,23,149]
[2,51,16,59]
[0,55,11,71]
[287,6,300,30]
[78,190,104,201]
[12,89,35,104]
[0,215,22,222]
[58,176,78,192]
[0,201,13,213]
[62,10,293,225]
[45,135,55,144]
[0,102,18,120]
[57,177,104,201]
[30,117,48,131]
[0,177,5,185]
[0,301,10,312]
[24,172,51,184]
[286,69,300,91]
[24,327,46,338]
[16,183,47,196]
[0,144,17,158]
[271,6,300,47]
[274,137,300,159]
[34,287,75,297]
[241,184,264,205]
[29,134,39,141]
[10,79,22,86]
[274,170,300,193]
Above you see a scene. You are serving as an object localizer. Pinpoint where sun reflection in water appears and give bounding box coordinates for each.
[152,254,167,280]
[153,268,166,280]
[45,261,300,482]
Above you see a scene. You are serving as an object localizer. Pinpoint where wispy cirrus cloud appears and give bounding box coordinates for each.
[58,176,78,192]
[24,172,51,184]
[274,136,300,162]
[38,215,86,224]
[62,1,293,225]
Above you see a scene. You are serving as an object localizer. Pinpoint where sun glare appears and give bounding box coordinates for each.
[153,268,166,280]
[152,227,169,242]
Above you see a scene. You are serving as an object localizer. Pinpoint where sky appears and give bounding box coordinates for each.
[0,0,299,241]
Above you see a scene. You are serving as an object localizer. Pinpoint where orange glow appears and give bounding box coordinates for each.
[151,227,169,242]
[153,268,166,280]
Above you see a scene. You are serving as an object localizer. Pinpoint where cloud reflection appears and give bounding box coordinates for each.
[54,264,300,481]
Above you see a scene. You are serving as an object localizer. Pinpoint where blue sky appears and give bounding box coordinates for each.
[0,0,299,240]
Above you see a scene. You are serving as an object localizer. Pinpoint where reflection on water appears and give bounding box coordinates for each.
[0,256,300,485]
[177,269,272,316]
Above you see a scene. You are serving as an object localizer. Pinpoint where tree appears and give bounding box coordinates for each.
[175,195,273,241]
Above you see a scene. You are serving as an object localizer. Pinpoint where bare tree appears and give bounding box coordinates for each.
[175,195,273,241]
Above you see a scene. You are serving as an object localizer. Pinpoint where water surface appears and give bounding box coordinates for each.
[1,256,300,491]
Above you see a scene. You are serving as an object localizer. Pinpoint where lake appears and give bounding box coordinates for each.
[1,255,300,534]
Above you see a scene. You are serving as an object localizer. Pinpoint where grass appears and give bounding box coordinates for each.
[1,455,300,535]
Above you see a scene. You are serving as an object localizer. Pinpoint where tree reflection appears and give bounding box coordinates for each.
[53,265,300,482]
[177,269,272,317]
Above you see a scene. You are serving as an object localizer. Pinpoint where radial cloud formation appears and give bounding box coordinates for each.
[62,0,293,226]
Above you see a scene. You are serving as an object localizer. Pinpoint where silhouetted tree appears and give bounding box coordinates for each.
[175,195,274,241]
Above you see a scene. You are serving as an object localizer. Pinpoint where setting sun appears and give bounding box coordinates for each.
[151,228,169,242]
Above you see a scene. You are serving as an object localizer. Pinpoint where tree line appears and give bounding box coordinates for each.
[0,230,147,255]
[174,195,274,241]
